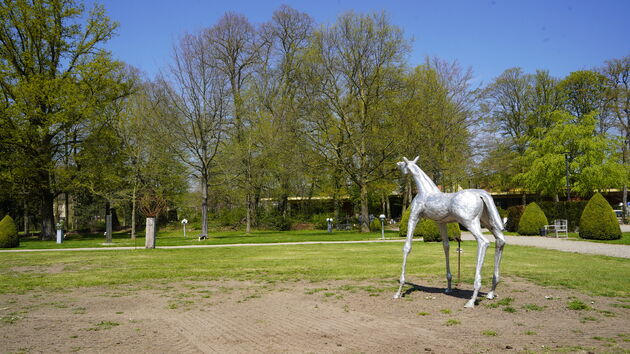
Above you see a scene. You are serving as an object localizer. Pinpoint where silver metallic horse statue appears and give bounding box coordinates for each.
[393,156,506,308]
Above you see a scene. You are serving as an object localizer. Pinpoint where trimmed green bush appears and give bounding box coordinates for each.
[579,193,621,240]
[259,210,292,231]
[504,205,524,232]
[398,208,460,241]
[399,208,411,236]
[369,218,382,232]
[538,201,588,232]
[420,220,461,242]
[0,215,19,248]
[517,203,548,235]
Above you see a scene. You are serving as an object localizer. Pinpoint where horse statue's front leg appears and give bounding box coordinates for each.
[394,205,421,299]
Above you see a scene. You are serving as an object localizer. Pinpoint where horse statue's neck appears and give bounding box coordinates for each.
[408,164,441,195]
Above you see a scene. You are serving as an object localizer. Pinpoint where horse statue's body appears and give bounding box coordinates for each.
[394,157,506,308]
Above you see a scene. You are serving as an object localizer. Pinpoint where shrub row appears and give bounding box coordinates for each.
[512,193,620,240]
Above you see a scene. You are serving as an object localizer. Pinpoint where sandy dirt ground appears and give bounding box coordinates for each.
[1,277,629,353]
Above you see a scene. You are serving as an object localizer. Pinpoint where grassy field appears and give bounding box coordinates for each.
[1,240,628,298]
[13,229,399,249]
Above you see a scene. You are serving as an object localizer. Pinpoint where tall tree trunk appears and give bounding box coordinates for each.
[64,192,69,229]
[131,185,137,240]
[386,195,391,219]
[245,193,251,233]
[40,189,54,240]
[201,175,209,237]
[623,185,628,224]
[23,200,28,236]
[359,180,369,233]
[553,193,559,202]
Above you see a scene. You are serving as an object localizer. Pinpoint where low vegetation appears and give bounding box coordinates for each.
[517,202,548,235]
[579,193,622,240]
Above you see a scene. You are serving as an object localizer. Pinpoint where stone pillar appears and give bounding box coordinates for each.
[145,217,156,249]
[105,214,112,244]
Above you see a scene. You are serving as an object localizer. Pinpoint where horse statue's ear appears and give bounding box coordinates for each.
[412,156,419,163]
[402,157,409,163]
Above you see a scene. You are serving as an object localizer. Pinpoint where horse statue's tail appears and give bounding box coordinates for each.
[479,191,504,231]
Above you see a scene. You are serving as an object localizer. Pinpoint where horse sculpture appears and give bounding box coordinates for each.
[393,156,506,308]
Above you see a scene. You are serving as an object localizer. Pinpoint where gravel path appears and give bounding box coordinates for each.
[461,224,630,259]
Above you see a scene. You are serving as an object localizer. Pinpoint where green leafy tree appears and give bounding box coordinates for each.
[0,0,131,239]
[515,111,627,199]
[579,193,621,240]
[557,70,611,133]
[301,11,410,232]
[398,59,475,194]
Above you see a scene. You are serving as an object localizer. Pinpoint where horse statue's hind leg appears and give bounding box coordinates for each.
[462,220,490,308]
[486,227,506,300]
[438,223,452,292]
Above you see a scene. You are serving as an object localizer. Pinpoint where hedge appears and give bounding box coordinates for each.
[538,201,588,232]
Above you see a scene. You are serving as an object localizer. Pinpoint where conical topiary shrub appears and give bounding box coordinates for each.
[517,202,548,235]
[0,215,19,248]
[579,193,621,240]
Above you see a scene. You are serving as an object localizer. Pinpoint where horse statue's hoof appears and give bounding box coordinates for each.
[464,300,475,308]
[486,291,495,300]
[393,294,401,299]
[444,288,452,294]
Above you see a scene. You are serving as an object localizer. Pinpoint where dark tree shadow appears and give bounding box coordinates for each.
[401,282,485,301]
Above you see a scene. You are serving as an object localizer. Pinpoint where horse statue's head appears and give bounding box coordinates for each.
[397,156,419,175]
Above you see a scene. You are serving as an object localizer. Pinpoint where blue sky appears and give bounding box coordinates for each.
[91,0,630,85]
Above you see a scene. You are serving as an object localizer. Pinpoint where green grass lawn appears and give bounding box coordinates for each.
[1,241,627,298]
[12,228,399,249]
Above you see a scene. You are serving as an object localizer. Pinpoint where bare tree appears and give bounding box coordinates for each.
[156,32,227,238]
[205,12,265,233]
[602,55,630,221]
[254,5,314,217]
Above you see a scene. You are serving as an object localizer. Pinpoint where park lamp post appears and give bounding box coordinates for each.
[326,218,333,233]
[181,218,188,237]
[379,214,386,240]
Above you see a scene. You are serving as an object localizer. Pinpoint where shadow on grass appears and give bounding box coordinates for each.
[401,282,480,300]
